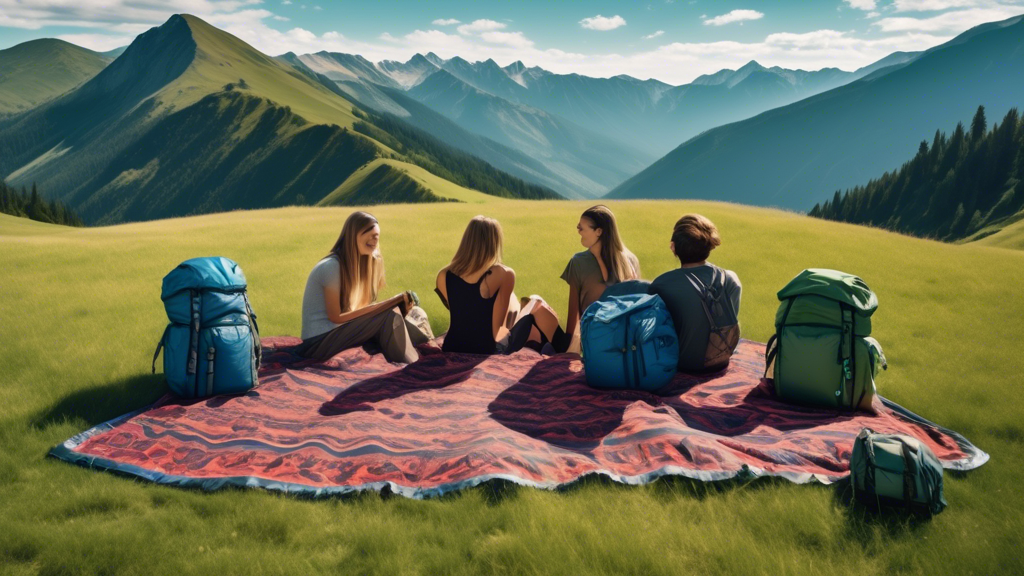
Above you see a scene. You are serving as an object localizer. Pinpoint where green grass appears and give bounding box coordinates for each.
[1,201,1022,575]
[971,212,1024,250]
[319,159,493,205]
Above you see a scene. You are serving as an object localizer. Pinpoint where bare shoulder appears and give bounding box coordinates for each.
[491,264,515,283]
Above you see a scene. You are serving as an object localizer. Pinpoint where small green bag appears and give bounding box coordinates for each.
[850,428,947,514]
[765,269,886,410]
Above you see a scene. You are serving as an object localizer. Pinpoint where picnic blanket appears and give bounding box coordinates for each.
[51,338,987,498]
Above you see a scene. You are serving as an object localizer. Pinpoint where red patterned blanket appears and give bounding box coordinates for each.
[51,338,986,498]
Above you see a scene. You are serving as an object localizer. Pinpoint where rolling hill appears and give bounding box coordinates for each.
[0,15,557,224]
[0,39,112,117]
[606,14,1024,211]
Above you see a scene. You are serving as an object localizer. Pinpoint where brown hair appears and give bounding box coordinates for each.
[581,205,637,282]
[671,214,721,264]
[328,211,386,312]
[449,216,503,277]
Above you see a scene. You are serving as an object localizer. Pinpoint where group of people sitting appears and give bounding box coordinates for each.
[296,205,741,374]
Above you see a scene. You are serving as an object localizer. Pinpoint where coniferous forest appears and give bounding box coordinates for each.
[0,180,83,227]
[810,106,1024,241]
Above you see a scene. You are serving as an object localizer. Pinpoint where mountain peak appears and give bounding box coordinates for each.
[408,53,430,65]
[739,60,764,70]
[424,52,444,66]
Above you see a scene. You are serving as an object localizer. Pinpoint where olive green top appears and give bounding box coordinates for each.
[560,249,641,315]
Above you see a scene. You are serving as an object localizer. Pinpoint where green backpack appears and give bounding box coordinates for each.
[765,269,886,411]
[850,428,947,514]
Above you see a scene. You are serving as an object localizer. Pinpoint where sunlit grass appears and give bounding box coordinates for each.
[0,200,1021,575]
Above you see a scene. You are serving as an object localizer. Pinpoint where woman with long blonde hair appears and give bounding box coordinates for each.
[436,216,565,354]
[296,211,431,362]
[558,205,641,352]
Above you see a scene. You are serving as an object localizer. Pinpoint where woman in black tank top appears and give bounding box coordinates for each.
[436,216,569,355]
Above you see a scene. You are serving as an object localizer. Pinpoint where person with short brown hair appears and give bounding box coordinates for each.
[649,214,741,372]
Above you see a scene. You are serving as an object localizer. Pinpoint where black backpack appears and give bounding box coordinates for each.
[684,266,740,371]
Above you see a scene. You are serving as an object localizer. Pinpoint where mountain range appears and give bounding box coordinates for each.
[293,48,906,197]
[0,15,556,224]
[607,14,1024,211]
[2,12,1022,231]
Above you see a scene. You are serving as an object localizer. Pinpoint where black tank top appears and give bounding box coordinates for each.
[442,269,498,354]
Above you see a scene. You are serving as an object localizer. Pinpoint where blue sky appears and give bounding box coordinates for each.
[2,0,1023,83]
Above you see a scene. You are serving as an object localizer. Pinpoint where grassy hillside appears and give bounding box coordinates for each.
[72,90,379,224]
[970,211,1024,249]
[0,200,1021,575]
[607,15,1024,211]
[0,39,110,116]
[319,159,492,205]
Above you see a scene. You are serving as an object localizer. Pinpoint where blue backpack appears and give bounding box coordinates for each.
[152,257,261,398]
[580,293,679,392]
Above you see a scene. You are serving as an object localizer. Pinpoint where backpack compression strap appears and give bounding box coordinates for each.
[151,324,171,374]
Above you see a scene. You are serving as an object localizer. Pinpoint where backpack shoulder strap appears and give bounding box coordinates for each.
[685,272,717,328]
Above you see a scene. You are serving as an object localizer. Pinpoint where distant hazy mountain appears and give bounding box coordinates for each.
[298,47,907,163]
[422,57,874,158]
[277,53,585,196]
[0,39,112,116]
[376,53,440,88]
[408,69,653,198]
[606,15,1024,211]
[0,15,557,224]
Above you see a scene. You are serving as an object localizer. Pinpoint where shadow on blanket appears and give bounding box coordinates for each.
[320,353,488,415]
[486,356,864,454]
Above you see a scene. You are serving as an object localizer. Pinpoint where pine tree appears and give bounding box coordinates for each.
[970,105,987,144]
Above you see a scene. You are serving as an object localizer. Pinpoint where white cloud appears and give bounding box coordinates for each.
[313,5,322,10]
[892,0,979,10]
[843,0,877,10]
[479,30,534,49]
[703,9,765,26]
[432,18,460,26]
[866,11,881,18]
[874,5,1024,32]
[57,32,134,51]
[273,15,288,21]
[579,15,627,31]
[457,19,506,35]
[643,30,665,39]
[281,0,291,4]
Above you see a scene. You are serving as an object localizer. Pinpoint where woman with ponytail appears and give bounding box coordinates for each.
[558,205,641,353]
[296,211,431,363]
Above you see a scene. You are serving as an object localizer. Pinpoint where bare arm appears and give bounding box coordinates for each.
[323,283,407,325]
[491,268,515,340]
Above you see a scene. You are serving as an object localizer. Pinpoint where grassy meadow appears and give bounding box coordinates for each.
[1,200,1022,575]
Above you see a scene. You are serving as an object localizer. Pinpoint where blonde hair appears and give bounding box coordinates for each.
[328,211,386,312]
[449,216,504,277]
[581,205,637,283]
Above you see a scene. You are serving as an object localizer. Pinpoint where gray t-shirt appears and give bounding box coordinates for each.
[560,250,641,315]
[301,256,342,340]
[649,264,742,373]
